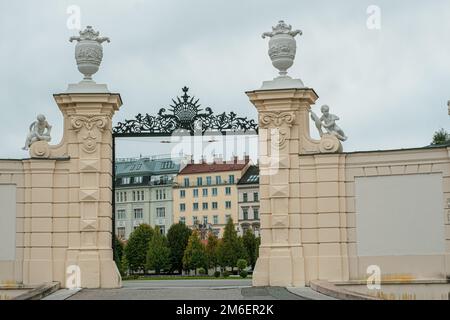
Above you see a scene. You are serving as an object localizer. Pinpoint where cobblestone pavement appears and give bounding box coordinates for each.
[65,279,305,300]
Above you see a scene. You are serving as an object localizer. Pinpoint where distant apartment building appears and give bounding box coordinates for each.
[173,156,250,237]
[114,155,183,239]
[237,165,260,236]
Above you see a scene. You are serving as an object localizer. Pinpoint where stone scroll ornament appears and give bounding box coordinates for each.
[262,20,302,78]
[69,26,110,81]
[71,116,109,154]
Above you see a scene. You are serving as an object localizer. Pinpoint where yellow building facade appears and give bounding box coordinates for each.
[173,157,250,237]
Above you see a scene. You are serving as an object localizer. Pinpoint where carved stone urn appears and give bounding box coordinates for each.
[70,26,110,81]
[262,20,302,78]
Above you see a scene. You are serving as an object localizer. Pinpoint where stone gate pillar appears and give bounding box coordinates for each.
[53,92,122,288]
[22,26,122,288]
[247,21,345,287]
[247,88,319,286]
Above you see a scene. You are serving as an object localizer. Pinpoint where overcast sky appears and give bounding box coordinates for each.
[1,0,449,160]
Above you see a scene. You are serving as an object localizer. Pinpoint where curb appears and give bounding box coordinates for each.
[310,280,381,300]
[13,282,60,300]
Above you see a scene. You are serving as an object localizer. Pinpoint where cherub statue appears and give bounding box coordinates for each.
[310,105,347,141]
[22,114,52,150]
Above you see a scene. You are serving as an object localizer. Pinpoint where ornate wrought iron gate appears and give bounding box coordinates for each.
[111,86,258,254]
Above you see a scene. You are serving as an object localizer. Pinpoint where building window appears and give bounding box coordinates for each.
[206,176,212,185]
[254,192,259,202]
[212,202,218,209]
[225,214,231,222]
[225,201,231,209]
[117,209,126,220]
[134,176,143,184]
[141,191,144,201]
[117,227,125,239]
[213,215,219,225]
[193,189,199,198]
[253,208,259,220]
[197,177,203,186]
[180,190,186,198]
[243,192,248,202]
[212,188,218,196]
[137,190,140,201]
[124,192,127,202]
[225,187,231,195]
[180,217,186,224]
[161,161,174,169]
[243,208,249,220]
[228,175,235,184]
[156,207,165,218]
[116,192,119,202]
[119,192,123,202]
[193,203,199,211]
[184,178,190,187]
[203,216,208,225]
[122,177,130,185]
[202,188,208,196]
[134,208,143,219]
[193,216,198,225]
[132,191,136,201]
[202,202,208,210]
[180,203,186,212]
[216,176,222,184]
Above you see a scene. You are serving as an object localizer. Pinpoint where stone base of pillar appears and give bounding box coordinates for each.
[252,246,305,287]
[65,249,121,289]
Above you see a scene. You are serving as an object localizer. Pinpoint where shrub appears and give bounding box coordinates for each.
[223,270,231,278]
[239,270,248,278]
[237,259,247,272]
[198,267,206,275]
[214,271,221,278]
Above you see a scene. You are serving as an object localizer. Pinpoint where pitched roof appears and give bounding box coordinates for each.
[179,160,249,175]
[238,165,259,185]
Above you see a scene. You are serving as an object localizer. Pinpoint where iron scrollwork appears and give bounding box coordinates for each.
[112,87,258,136]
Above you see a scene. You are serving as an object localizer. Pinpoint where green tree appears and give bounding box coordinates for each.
[206,232,219,270]
[182,231,207,275]
[113,235,125,275]
[124,224,154,274]
[242,229,258,270]
[167,222,192,273]
[217,218,246,270]
[146,227,171,274]
[432,128,450,145]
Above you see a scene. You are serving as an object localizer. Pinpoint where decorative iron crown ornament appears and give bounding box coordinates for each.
[69,26,110,81]
[113,87,258,136]
[262,20,302,78]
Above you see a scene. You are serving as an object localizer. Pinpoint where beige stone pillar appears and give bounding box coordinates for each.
[22,92,122,288]
[50,93,122,288]
[247,88,320,287]
[247,87,349,287]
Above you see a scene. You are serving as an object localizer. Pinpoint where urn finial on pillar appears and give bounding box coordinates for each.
[260,20,305,90]
[66,26,110,93]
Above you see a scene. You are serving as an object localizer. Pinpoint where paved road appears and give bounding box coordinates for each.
[66,279,305,300]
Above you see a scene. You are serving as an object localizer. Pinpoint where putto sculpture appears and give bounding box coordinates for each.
[69,26,110,82]
[262,20,302,78]
[22,114,52,150]
[310,105,347,141]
